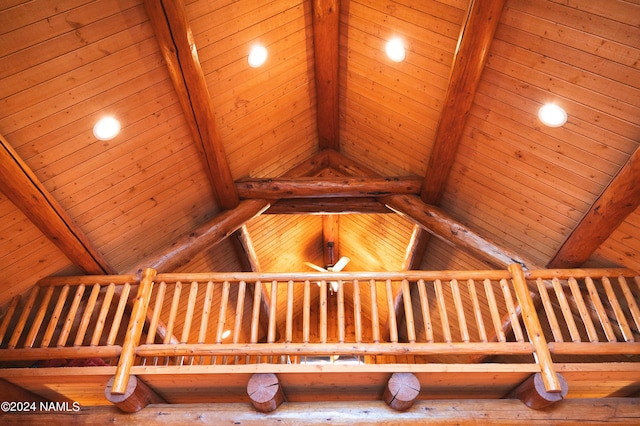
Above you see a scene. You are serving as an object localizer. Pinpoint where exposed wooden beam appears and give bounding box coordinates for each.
[144,0,239,209]
[232,225,262,272]
[0,134,115,275]
[383,194,533,269]
[421,0,506,204]
[266,197,391,215]
[323,215,340,266]
[548,146,640,268]
[312,0,340,151]
[16,399,640,424]
[402,225,430,271]
[236,176,423,199]
[127,199,270,273]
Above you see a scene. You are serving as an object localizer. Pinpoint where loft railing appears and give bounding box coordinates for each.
[0,265,638,396]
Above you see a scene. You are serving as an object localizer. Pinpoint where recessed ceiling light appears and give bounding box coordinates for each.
[248,45,268,68]
[93,116,120,140]
[385,37,406,62]
[538,104,567,127]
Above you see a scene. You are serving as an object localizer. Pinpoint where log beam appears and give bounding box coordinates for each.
[126,199,270,273]
[105,375,166,413]
[312,0,340,151]
[0,134,114,275]
[548,146,640,268]
[266,197,391,215]
[143,0,239,209]
[508,372,568,410]
[247,373,285,413]
[421,0,506,204]
[384,372,421,411]
[236,176,422,199]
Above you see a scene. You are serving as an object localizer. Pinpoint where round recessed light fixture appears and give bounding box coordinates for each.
[385,37,406,62]
[93,116,121,140]
[248,44,268,68]
[538,103,567,127]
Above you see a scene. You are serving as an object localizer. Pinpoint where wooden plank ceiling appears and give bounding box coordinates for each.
[0,0,639,305]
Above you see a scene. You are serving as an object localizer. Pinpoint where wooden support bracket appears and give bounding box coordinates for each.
[247,373,285,413]
[105,375,165,413]
[383,372,421,411]
[508,372,568,410]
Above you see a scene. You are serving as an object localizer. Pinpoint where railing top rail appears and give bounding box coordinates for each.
[525,268,638,280]
[36,274,138,287]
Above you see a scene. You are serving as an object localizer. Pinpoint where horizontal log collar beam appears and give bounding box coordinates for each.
[235,176,422,199]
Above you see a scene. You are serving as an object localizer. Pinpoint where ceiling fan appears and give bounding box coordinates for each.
[303,244,350,294]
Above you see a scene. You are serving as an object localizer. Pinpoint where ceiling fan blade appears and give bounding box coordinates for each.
[331,256,350,272]
[304,261,327,273]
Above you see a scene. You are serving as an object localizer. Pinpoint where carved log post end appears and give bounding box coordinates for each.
[384,372,421,411]
[105,375,165,413]
[509,372,568,410]
[247,373,285,413]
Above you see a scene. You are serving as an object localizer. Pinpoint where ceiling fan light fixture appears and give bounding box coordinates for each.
[538,103,567,127]
[385,37,406,62]
[248,44,268,68]
[93,116,120,141]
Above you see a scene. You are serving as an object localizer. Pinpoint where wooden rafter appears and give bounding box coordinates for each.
[548,146,640,268]
[312,0,340,151]
[266,197,390,215]
[144,0,239,209]
[0,135,115,275]
[420,0,506,204]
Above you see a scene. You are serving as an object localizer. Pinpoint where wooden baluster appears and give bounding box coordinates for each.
[91,283,116,346]
[417,279,433,343]
[501,279,524,342]
[216,281,231,364]
[107,283,131,346]
[320,281,328,344]
[551,277,580,342]
[602,276,634,342]
[484,279,506,342]
[0,295,20,345]
[268,281,278,361]
[198,281,214,365]
[179,282,199,366]
[401,279,416,343]
[144,281,166,366]
[234,281,247,365]
[434,279,451,343]
[111,268,156,395]
[56,284,85,348]
[386,279,398,343]
[467,279,487,342]
[353,280,362,344]
[337,280,345,343]
[618,276,640,333]
[9,286,39,349]
[509,264,562,394]
[286,280,294,344]
[567,277,599,342]
[536,278,563,342]
[450,279,469,343]
[74,283,102,347]
[303,280,311,344]
[165,282,182,366]
[585,276,616,342]
[370,280,380,344]
[250,280,262,364]
[25,286,54,348]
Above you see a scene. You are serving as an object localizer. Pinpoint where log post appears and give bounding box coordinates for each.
[508,372,568,410]
[383,372,420,411]
[247,373,285,413]
[105,375,165,413]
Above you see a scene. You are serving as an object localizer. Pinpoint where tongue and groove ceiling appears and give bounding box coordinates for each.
[0,0,639,303]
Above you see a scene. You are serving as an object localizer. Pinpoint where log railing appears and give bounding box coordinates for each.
[0,266,638,396]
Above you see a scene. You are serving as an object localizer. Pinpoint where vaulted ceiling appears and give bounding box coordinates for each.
[1,0,639,304]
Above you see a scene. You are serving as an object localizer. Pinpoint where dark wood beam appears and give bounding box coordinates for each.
[421,0,506,204]
[127,199,270,273]
[383,194,533,269]
[236,176,422,199]
[0,134,115,275]
[266,197,391,215]
[144,0,239,209]
[548,146,640,268]
[312,0,340,151]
